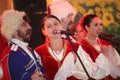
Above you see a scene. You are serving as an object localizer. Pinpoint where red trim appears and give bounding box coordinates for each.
[0,46,12,80]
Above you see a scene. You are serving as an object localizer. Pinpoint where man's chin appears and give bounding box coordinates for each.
[24,38,31,43]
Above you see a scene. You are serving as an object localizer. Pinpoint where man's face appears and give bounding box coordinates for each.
[61,13,74,31]
[17,20,32,42]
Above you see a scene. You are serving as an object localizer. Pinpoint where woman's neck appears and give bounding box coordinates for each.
[49,38,64,52]
[86,35,97,44]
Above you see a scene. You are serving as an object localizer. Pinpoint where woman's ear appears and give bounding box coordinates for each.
[85,25,89,32]
[42,29,46,36]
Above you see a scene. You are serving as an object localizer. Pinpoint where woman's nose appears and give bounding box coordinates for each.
[53,25,57,30]
[98,25,102,30]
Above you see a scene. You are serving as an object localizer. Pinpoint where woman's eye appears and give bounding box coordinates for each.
[94,23,103,27]
[54,22,58,26]
[100,23,103,26]
[47,25,51,28]
[94,24,98,27]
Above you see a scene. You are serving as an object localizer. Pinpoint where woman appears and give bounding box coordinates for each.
[72,23,86,42]
[79,14,120,79]
[34,15,79,80]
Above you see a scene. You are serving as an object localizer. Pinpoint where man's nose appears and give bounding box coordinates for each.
[28,25,32,29]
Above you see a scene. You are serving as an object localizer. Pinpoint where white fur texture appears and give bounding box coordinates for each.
[1,10,25,41]
[49,1,76,20]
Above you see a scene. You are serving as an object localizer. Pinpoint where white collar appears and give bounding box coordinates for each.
[11,38,38,64]
[11,38,29,48]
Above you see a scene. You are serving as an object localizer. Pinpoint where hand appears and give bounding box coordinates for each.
[101,45,114,56]
[31,71,45,80]
[101,45,114,54]
[0,65,3,79]
[101,45,116,59]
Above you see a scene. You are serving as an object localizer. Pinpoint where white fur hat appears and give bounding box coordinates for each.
[1,10,25,41]
[48,1,76,21]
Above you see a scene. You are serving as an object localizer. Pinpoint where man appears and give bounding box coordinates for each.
[48,0,77,42]
[48,0,76,31]
[0,16,8,80]
[0,10,45,80]
[0,17,8,56]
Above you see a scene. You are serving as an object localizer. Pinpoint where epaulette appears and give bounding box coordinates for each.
[11,44,18,51]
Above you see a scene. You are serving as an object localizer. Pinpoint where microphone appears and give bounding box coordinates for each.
[98,33,120,46]
[99,33,115,38]
[98,33,114,41]
[60,30,75,35]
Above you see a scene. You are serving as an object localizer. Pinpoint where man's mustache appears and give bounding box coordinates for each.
[26,29,32,35]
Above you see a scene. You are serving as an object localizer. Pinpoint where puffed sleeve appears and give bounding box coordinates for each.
[73,46,110,79]
[103,47,120,78]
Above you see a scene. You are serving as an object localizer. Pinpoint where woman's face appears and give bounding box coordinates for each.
[43,17,62,39]
[86,17,103,38]
[74,24,86,41]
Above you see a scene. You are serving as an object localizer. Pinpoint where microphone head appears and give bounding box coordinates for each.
[98,33,115,39]
[60,30,75,35]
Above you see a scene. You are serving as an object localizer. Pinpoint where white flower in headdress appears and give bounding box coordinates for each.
[1,10,25,41]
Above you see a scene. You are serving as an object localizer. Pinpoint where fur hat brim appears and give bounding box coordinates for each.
[49,1,76,21]
[1,10,25,41]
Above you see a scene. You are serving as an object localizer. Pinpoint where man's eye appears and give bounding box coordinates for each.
[22,22,27,26]
[23,23,26,26]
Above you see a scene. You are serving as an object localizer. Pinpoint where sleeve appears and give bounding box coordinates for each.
[105,47,120,67]
[113,49,120,67]
[8,51,32,80]
[34,51,44,74]
[34,51,43,66]
[104,47,120,78]
[0,65,3,79]
[72,46,110,79]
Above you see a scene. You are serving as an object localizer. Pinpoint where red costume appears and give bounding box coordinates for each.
[0,33,9,80]
[0,33,8,55]
[35,40,79,80]
[80,38,116,80]
[0,46,11,80]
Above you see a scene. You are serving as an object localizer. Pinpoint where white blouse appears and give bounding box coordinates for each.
[54,45,120,80]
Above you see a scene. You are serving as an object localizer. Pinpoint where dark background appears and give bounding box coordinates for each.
[14,0,47,49]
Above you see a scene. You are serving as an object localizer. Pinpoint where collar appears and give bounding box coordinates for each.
[11,38,29,48]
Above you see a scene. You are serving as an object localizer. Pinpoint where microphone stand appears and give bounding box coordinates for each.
[65,34,91,79]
